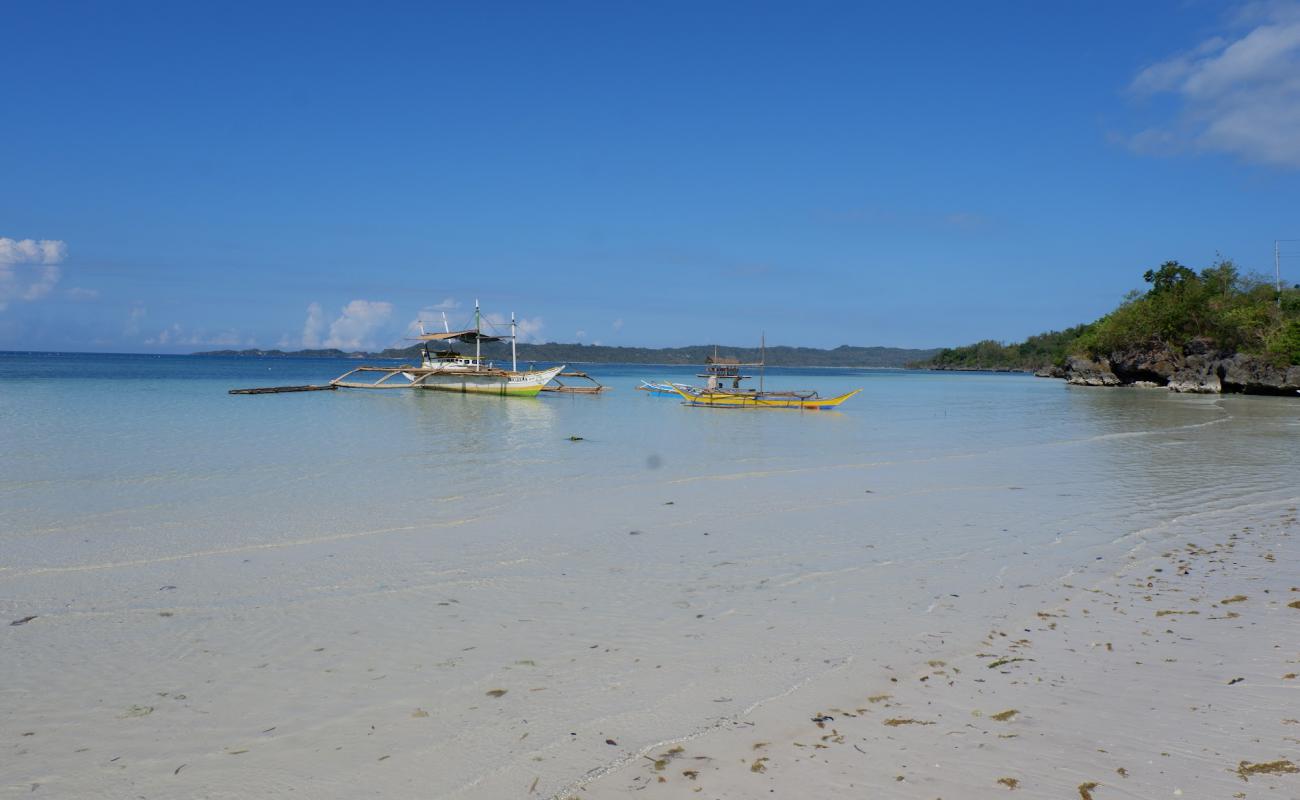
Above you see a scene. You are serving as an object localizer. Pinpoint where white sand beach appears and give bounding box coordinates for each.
[578,502,1300,799]
[3,379,1298,800]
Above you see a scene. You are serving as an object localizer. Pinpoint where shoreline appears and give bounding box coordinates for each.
[573,500,1300,799]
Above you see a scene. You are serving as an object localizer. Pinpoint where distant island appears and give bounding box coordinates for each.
[195,342,942,369]
[911,259,1300,395]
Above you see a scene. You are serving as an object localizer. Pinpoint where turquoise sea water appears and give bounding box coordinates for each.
[0,353,1089,569]
[2,351,1298,798]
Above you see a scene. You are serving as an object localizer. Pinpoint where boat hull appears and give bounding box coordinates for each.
[411,366,563,397]
[333,365,565,397]
[673,386,861,409]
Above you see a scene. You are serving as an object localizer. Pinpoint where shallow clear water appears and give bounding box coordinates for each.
[2,352,1297,798]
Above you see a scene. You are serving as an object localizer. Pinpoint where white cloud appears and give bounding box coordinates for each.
[1126,6,1300,167]
[124,304,147,336]
[515,316,544,343]
[433,297,459,310]
[612,318,624,332]
[482,312,545,343]
[0,238,66,265]
[146,323,247,347]
[0,237,66,310]
[146,323,182,346]
[323,300,394,350]
[302,302,326,348]
[66,287,99,301]
[294,300,398,350]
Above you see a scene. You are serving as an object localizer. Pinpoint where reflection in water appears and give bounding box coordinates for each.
[403,390,558,451]
[380,391,562,503]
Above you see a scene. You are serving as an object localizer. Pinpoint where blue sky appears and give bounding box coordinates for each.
[3,0,1299,352]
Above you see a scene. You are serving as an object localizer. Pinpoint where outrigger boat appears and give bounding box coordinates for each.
[660,340,861,410]
[638,350,759,397]
[330,302,563,397]
[671,384,861,410]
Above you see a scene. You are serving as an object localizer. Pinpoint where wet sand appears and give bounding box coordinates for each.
[577,504,1300,799]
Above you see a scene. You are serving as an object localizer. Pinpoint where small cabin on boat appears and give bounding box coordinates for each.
[698,352,762,390]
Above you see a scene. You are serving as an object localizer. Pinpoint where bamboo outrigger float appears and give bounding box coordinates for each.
[539,371,608,394]
[636,380,678,396]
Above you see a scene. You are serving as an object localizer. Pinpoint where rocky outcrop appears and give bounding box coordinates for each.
[1063,356,1120,386]
[1219,355,1300,395]
[1058,339,1299,395]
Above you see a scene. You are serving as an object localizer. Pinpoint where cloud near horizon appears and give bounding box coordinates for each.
[145,323,251,347]
[1126,3,1300,167]
[0,237,67,310]
[298,300,396,350]
[124,305,146,336]
[301,302,327,348]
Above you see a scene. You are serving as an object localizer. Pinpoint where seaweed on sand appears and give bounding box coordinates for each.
[1078,781,1099,799]
[990,709,1019,722]
[987,657,1027,669]
[646,745,685,772]
[883,718,934,726]
[1236,759,1298,781]
[997,777,1020,789]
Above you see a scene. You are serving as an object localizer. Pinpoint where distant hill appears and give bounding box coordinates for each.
[196,342,941,368]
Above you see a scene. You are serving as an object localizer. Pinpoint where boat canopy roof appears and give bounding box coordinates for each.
[416,329,503,343]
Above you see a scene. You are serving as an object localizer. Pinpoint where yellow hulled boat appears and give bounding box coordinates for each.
[672,385,860,410]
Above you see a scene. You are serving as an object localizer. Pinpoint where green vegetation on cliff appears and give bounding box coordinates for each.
[913,258,1300,370]
[1077,260,1300,363]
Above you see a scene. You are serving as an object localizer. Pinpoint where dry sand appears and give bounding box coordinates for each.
[575,505,1300,799]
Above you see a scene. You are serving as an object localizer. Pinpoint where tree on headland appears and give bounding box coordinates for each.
[913,257,1300,371]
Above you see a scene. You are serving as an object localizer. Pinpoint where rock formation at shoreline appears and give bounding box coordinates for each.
[1059,338,1300,395]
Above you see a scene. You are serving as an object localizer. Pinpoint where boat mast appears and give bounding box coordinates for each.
[760,332,766,393]
[474,299,481,371]
[511,311,518,372]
